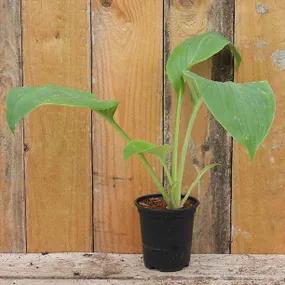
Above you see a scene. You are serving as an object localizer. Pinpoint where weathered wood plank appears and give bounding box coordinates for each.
[5,279,285,285]
[233,1,285,253]
[0,0,25,252]
[0,253,284,284]
[22,0,92,252]
[198,0,234,253]
[92,0,163,252]
[164,0,233,253]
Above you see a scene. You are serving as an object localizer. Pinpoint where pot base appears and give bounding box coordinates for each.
[135,194,199,272]
[145,263,189,272]
[144,250,190,272]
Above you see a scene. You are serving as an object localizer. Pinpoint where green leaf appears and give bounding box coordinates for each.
[166,31,241,95]
[183,71,276,158]
[123,140,170,164]
[6,84,119,132]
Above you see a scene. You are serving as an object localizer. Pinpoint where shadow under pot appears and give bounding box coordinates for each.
[135,194,199,272]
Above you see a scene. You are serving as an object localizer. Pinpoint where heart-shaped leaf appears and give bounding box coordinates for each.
[123,140,170,164]
[6,84,119,132]
[166,32,241,95]
[183,71,275,158]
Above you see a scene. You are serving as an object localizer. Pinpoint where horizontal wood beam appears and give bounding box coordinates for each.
[0,253,284,284]
[6,280,285,285]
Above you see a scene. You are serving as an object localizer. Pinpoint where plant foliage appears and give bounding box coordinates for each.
[183,71,275,158]
[7,85,119,132]
[124,140,170,164]
[6,32,276,209]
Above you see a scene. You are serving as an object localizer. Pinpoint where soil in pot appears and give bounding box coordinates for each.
[138,196,194,209]
[135,194,199,272]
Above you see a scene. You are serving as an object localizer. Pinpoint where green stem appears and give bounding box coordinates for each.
[180,163,218,207]
[180,173,200,207]
[161,161,173,186]
[172,90,183,179]
[111,119,131,141]
[110,120,169,201]
[175,98,203,206]
[171,89,184,205]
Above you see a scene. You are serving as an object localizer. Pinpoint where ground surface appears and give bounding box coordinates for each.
[0,253,284,284]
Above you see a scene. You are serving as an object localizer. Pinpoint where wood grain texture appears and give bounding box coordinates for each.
[22,0,92,252]
[92,0,163,253]
[233,0,285,253]
[0,253,284,285]
[200,0,234,253]
[6,281,284,285]
[164,0,233,253]
[0,0,25,252]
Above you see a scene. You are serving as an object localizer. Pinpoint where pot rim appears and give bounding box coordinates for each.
[135,193,200,213]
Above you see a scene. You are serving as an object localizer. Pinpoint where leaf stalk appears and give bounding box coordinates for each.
[110,120,169,202]
[175,98,203,206]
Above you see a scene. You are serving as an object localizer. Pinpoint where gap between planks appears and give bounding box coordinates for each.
[0,253,284,284]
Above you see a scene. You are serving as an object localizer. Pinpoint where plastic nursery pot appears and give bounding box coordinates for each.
[135,194,199,272]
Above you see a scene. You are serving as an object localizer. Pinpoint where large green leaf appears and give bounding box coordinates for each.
[166,32,241,94]
[183,71,275,158]
[123,140,170,164]
[6,85,119,132]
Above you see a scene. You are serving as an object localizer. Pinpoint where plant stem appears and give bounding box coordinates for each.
[171,89,184,205]
[172,90,183,179]
[180,173,200,207]
[180,163,218,207]
[161,161,173,186]
[110,120,169,201]
[110,119,132,141]
[175,98,203,206]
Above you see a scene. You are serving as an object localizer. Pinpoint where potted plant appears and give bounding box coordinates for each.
[6,32,275,272]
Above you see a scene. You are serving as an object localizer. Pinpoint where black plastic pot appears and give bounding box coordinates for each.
[135,194,199,272]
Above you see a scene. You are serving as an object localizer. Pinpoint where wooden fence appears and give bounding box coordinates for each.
[0,0,284,254]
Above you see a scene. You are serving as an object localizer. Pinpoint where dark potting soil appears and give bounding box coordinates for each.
[138,196,194,210]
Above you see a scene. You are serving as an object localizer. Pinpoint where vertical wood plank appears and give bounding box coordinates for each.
[23,0,92,252]
[92,0,163,253]
[164,0,233,253]
[233,0,285,253]
[202,0,234,253]
[0,0,25,252]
